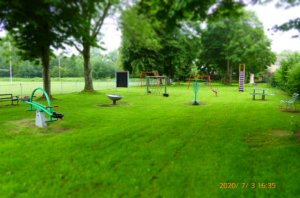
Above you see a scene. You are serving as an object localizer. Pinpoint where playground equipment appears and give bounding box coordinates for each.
[280,93,299,111]
[192,80,200,105]
[107,94,123,105]
[140,71,159,87]
[22,88,63,127]
[146,75,169,97]
[188,75,219,96]
[239,64,246,92]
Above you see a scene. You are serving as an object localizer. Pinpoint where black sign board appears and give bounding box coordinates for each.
[116,71,129,87]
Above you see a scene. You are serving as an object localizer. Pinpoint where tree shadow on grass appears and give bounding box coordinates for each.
[96,101,130,107]
[184,102,208,106]
[280,109,300,113]
[244,130,299,150]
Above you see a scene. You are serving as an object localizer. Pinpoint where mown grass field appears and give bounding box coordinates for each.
[0,84,299,197]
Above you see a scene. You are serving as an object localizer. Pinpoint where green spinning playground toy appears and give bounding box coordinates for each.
[22,88,63,127]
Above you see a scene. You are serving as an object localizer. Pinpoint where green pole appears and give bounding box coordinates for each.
[193,80,199,105]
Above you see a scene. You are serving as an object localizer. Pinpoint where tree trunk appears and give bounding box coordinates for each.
[229,63,232,83]
[82,42,94,91]
[250,73,255,84]
[41,48,51,97]
[224,58,232,85]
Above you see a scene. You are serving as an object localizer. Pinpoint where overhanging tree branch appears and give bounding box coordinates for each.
[92,2,112,38]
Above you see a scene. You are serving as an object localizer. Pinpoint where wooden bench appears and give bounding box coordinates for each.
[0,94,19,105]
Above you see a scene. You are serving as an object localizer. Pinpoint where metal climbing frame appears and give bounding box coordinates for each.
[146,76,168,96]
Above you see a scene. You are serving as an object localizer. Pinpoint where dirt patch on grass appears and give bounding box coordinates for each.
[33,97,62,101]
[244,135,273,149]
[244,130,294,149]
[0,104,18,108]
[280,109,300,113]
[271,130,293,137]
[294,130,300,141]
[6,118,69,135]
[15,118,35,127]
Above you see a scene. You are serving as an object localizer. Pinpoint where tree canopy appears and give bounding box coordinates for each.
[120,6,202,80]
[120,1,275,82]
[201,10,276,84]
[0,0,75,96]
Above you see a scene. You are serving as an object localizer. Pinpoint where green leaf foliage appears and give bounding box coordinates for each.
[0,0,73,60]
[201,10,275,84]
[274,18,300,38]
[275,52,300,93]
[120,5,202,79]
[287,63,300,93]
[121,1,262,80]
[120,6,162,74]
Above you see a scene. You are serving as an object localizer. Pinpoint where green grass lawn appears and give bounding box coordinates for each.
[0,84,299,197]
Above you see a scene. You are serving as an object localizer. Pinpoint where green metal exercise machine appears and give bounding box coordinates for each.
[22,88,63,127]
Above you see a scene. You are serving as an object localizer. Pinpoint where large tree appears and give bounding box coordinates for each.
[120,6,162,74]
[201,10,276,84]
[120,0,245,79]
[68,0,119,92]
[120,6,202,79]
[0,0,74,96]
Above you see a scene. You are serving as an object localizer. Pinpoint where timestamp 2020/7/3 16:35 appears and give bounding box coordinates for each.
[219,182,276,189]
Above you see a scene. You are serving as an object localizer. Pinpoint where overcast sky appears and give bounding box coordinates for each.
[247,2,300,53]
[101,2,300,54]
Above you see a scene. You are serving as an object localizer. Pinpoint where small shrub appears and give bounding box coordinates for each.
[287,63,300,94]
[267,73,278,87]
[274,68,287,90]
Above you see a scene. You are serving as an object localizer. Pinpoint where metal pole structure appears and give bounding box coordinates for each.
[20,83,23,98]
[58,56,61,79]
[9,41,13,85]
[193,80,199,105]
[146,76,150,94]
[164,77,167,94]
[58,56,63,94]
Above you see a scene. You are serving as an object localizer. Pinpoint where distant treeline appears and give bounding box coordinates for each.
[0,47,119,79]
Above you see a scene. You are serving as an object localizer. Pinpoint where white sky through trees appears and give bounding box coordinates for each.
[247,2,300,53]
[101,3,300,54]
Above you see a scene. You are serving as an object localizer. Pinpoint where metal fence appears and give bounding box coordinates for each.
[0,78,140,97]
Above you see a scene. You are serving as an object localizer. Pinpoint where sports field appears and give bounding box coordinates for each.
[0,78,140,96]
[0,83,299,197]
